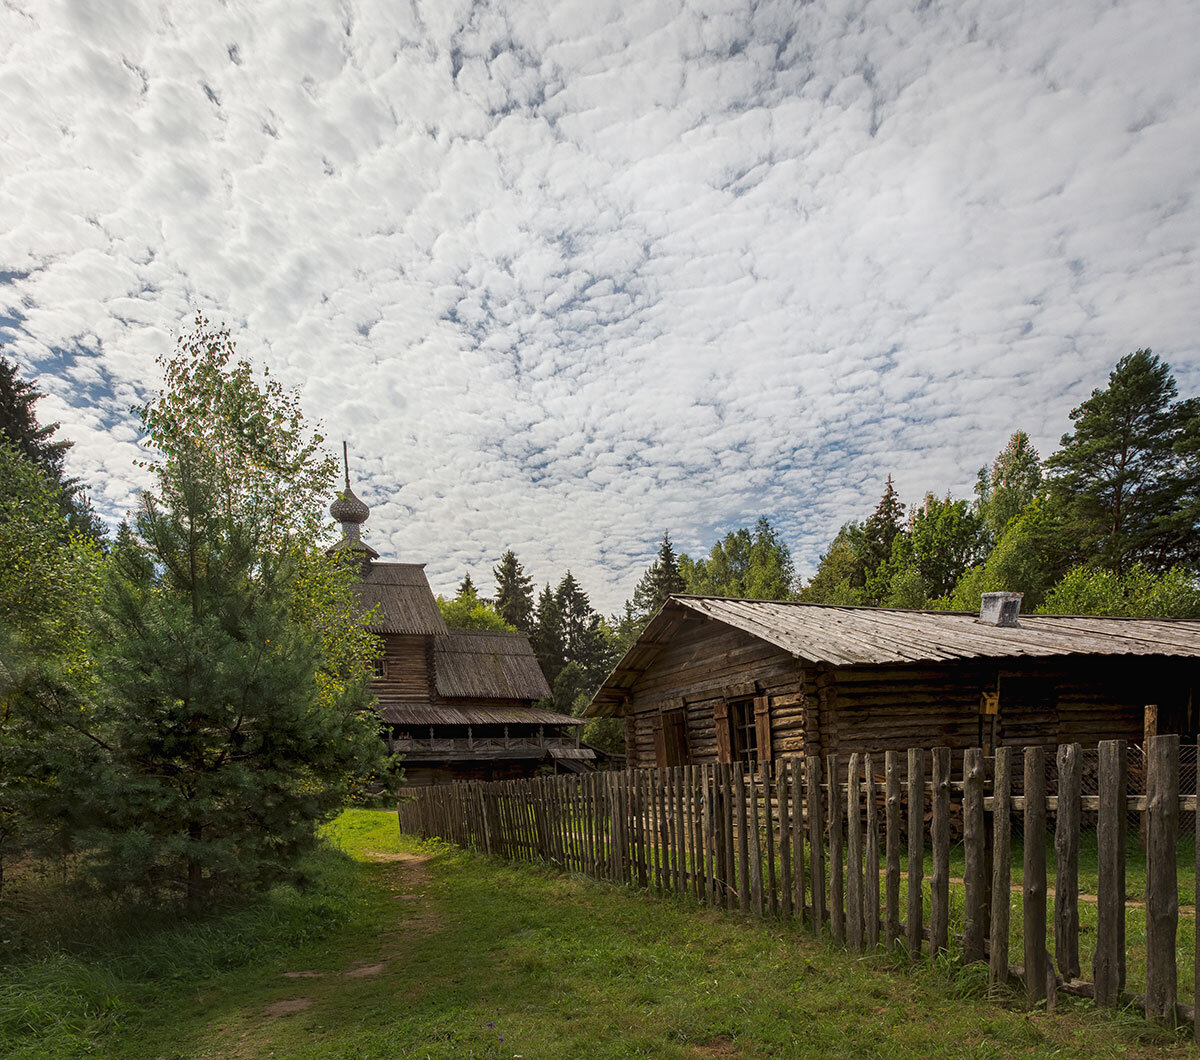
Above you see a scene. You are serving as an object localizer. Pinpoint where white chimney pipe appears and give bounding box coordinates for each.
[979,591,1022,627]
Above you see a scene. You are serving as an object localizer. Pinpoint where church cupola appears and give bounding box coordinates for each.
[329,442,379,561]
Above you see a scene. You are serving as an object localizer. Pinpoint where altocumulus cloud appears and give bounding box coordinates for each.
[2,0,1199,610]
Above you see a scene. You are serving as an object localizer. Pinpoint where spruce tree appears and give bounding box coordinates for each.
[632,532,686,618]
[493,549,534,633]
[531,582,565,684]
[457,572,477,598]
[0,353,105,541]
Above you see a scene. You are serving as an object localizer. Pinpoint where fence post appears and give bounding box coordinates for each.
[931,746,951,956]
[962,747,986,963]
[989,746,1012,994]
[1145,733,1180,1025]
[847,753,863,951]
[828,753,845,945]
[1023,746,1048,1007]
[778,761,793,921]
[865,753,880,951]
[885,750,901,947]
[907,748,924,959]
[1054,743,1081,982]
[1094,739,1127,1006]
[807,755,825,934]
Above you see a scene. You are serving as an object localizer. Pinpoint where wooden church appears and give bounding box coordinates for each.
[328,464,591,786]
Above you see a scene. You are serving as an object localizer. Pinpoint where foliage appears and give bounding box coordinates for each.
[1045,350,1197,573]
[548,660,591,716]
[976,430,1043,543]
[0,354,105,541]
[0,444,100,895]
[530,582,566,685]
[457,573,476,598]
[631,532,686,618]
[492,549,534,633]
[905,494,985,599]
[437,582,513,632]
[680,516,795,600]
[1038,564,1200,618]
[74,461,384,907]
[799,526,868,604]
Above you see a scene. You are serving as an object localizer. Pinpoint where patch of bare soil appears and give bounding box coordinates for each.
[690,1039,740,1057]
[344,961,387,978]
[264,998,312,1017]
[280,971,323,979]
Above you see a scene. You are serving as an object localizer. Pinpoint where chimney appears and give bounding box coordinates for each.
[979,591,1022,627]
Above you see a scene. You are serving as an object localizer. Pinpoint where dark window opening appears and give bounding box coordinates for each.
[373,656,387,679]
[731,698,758,766]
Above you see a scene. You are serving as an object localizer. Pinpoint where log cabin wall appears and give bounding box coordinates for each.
[823,655,1195,763]
[624,619,807,767]
[373,633,433,704]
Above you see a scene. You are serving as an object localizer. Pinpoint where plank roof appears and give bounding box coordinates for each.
[434,629,552,701]
[356,561,448,636]
[380,702,580,727]
[584,596,1200,716]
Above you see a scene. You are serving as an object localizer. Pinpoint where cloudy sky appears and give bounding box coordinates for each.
[3,0,1199,611]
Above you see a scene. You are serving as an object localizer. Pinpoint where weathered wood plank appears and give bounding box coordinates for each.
[846,752,864,951]
[749,767,765,917]
[723,762,737,912]
[736,764,751,915]
[931,746,951,956]
[791,756,805,925]
[989,746,1012,994]
[807,754,825,933]
[1145,734,1180,1024]
[907,748,924,959]
[1054,743,1082,981]
[828,753,845,945]
[778,760,793,921]
[885,749,901,947]
[865,752,880,951]
[962,747,986,964]
[1094,739,1127,1006]
[1024,746,1048,1007]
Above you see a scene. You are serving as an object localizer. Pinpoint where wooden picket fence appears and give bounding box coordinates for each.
[397,734,1199,1037]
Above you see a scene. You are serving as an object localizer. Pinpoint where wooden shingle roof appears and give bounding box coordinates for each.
[434,630,552,701]
[584,596,1200,716]
[356,562,448,636]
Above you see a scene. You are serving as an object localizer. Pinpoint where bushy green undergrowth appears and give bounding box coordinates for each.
[0,838,362,1058]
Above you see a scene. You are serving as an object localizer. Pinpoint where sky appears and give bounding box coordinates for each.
[2,0,1199,612]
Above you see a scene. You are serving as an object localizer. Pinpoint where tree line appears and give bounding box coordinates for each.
[799,350,1200,616]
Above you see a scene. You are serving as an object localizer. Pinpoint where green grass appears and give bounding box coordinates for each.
[0,810,1195,1059]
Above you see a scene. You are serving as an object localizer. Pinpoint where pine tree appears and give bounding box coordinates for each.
[1046,350,1193,573]
[632,532,686,618]
[78,463,382,906]
[0,353,105,541]
[493,549,534,633]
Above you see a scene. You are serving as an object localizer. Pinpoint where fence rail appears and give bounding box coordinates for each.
[397,735,1199,1038]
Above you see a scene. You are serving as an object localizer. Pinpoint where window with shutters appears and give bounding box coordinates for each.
[731,698,758,766]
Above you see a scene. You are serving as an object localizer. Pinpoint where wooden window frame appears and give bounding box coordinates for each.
[373,655,387,680]
[715,691,772,765]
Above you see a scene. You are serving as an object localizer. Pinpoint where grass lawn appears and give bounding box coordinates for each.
[2,809,1196,1059]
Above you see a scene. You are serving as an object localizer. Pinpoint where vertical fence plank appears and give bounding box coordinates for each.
[704,764,717,905]
[1023,747,1048,1007]
[723,763,737,912]
[865,754,880,950]
[807,755,825,934]
[779,760,793,921]
[735,764,750,914]
[846,752,864,951]
[907,748,924,959]
[749,767,765,916]
[1094,739,1127,1006]
[1054,743,1082,982]
[989,746,1012,994]
[828,753,845,945]
[885,750,901,947]
[791,757,805,926]
[963,747,986,964]
[764,762,778,918]
[692,765,704,901]
[1145,733,1180,1024]
[674,766,687,897]
[931,747,951,956]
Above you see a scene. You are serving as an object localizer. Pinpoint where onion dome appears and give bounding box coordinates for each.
[330,486,370,525]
